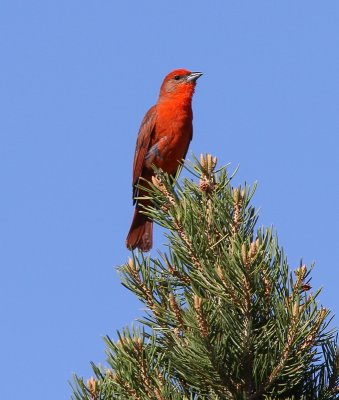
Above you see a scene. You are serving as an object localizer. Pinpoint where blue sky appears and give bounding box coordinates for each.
[1,1,338,398]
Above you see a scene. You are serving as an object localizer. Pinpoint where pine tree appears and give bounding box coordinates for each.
[71,154,339,400]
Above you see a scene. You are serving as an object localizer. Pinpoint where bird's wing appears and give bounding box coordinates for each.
[132,105,157,203]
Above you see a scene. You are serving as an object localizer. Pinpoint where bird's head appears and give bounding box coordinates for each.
[159,69,203,101]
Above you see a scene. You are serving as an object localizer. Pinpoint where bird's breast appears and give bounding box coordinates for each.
[146,102,193,174]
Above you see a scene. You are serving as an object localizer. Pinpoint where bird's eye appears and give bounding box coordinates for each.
[173,75,181,80]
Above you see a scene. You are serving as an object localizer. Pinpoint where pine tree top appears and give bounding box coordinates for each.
[72,154,339,400]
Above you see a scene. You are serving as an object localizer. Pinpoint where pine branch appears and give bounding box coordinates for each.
[72,154,338,400]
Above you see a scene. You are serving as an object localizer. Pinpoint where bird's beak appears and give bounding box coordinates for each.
[186,72,203,82]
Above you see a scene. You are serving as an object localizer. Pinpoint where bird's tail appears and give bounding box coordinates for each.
[126,209,153,252]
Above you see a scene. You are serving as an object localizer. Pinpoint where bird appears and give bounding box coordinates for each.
[126,68,203,252]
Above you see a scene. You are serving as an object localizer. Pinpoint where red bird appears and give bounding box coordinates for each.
[126,68,203,252]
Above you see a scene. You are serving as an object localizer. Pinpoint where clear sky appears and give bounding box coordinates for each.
[1,1,338,399]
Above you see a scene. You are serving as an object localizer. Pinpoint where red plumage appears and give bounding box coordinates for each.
[126,69,202,251]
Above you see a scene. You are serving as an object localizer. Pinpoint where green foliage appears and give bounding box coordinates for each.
[71,155,339,400]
